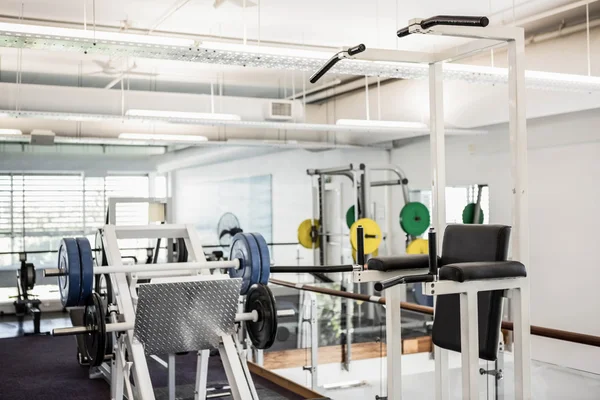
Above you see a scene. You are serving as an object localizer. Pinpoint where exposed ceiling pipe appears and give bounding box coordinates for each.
[0,14,336,52]
[104,73,125,89]
[526,17,600,44]
[510,0,598,26]
[285,78,342,100]
[305,77,395,104]
[148,0,194,34]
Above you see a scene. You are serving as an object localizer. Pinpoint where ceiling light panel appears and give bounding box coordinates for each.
[0,109,486,136]
[1,22,599,91]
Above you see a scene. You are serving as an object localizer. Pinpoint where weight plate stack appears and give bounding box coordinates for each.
[228,233,262,295]
[83,292,106,367]
[345,205,356,229]
[462,203,485,224]
[406,238,429,254]
[19,263,36,293]
[94,229,108,267]
[400,202,431,236]
[250,233,271,285]
[76,237,94,306]
[350,218,383,255]
[58,238,82,308]
[245,283,278,350]
[297,219,319,249]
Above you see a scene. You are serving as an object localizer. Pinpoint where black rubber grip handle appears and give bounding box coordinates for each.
[309,56,340,84]
[420,15,489,29]
[347,43,366,56]
[357,226,365,266]
[374,273,434,291]
[397,27,410,38]
[270,265,354,273]
[397,15,489,38]
[428,229,438,275]
[309,44,366,84]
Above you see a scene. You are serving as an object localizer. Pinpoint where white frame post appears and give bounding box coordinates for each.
[459,291,480,399]
[429,61,450,400]
[507,31,532,400]
[385,284,403,400]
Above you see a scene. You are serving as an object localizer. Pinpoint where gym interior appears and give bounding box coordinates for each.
[0,1,598,399]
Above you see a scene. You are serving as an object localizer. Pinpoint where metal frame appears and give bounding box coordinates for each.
[331,21,531,400]
[92,223,260,400]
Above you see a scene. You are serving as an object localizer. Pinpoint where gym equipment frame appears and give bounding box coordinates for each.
[311,15,531,400]
[52,224,262,400]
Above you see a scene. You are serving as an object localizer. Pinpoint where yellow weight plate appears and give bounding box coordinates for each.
[406,238,428,255]
[350,218,382,255]
[297,219,319,249]
[352,247,379,264]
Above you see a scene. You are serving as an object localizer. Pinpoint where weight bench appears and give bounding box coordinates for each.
[369,224,531,400]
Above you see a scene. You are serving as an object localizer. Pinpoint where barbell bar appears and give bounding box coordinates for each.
[52,308,296,337]
[44,259,241,278]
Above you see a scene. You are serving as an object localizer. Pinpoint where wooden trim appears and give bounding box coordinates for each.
[247,361,327,399]
[263,338,432,370]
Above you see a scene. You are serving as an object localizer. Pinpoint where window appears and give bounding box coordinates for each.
[409,184,490,229]
[0,174,158,289]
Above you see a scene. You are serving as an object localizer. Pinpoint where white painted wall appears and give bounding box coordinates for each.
[390,109,600,374]
[172,147,392,267]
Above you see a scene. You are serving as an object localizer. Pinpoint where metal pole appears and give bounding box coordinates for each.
[168,354,176,400]
[507,30,531,400]
[386,284,403,400]
[429,62,449,400]
[318,177,327,265]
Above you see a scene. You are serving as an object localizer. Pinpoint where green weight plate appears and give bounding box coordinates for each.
[346,206,356,229]
[462,203,485,224]
[399,202,430,236]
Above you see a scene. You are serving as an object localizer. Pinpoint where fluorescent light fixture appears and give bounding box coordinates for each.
[0,22,194,47]
[125,109,241,121]
[336,119,427,130]
[119,133,208,142]
[0,129,22,135]
[199,41,331,60]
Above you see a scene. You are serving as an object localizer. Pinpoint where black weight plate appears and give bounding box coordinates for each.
[93,274,114,359]
[176,238,188,262]
[84,292,106,367]
[95,229,108,267]
[245,283,278,350]
[19,263,35,292]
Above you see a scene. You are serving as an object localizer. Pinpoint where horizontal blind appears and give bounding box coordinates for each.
[0,174,150,238]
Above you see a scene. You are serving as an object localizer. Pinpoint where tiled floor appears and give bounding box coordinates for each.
[274,352,600,399]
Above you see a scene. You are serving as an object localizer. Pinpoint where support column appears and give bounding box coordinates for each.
[385,284,403,400]
[459,292,480,400]
[508,33,531,400]
[429,62,449,400]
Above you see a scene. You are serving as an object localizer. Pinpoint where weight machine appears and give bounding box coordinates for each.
[12,252,43,335]
[309,14,532,400]
[47,224,280,400]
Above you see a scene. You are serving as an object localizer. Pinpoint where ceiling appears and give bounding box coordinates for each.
[0,0,597,150]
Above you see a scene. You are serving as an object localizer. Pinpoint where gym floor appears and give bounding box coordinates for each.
[0,313,310,400]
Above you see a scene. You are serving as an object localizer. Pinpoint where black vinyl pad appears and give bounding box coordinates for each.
[367,255,431,271]
[432,224,522,362]
[439,261,527,282]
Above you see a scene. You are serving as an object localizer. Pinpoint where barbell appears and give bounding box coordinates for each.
[49,225,370,308]
[53,283,284,366]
